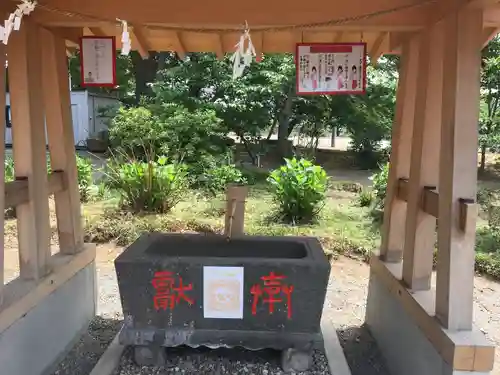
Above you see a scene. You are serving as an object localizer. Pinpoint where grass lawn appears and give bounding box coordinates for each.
[81,178,500,280]
[83,183,380,261]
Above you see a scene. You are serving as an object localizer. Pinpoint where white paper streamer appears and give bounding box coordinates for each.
[230,22,256,80]
[120,20,131,56]
[1,1,36,45]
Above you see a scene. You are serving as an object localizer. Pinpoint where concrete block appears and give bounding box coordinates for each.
[0,261,96,375]
[365,269,491,375]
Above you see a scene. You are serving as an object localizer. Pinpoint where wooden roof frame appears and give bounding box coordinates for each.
[0,0,498,60]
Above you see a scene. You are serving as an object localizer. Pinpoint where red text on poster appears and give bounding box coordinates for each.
[296,42,366,96]
[250,272,294,319]
[151,271,194,311]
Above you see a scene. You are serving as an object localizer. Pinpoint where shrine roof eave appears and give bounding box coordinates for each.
[2,0,500,56]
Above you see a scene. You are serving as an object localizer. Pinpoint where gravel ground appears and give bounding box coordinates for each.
[324,256,390,375]
[114,347,330,375]
[48,246,500,375]
[51,317,122,375]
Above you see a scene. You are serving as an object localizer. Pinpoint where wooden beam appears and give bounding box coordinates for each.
[224,185,249,238]
[253,32,264,61]
[131,25,151,59]
[379,38,418,262]
[4,172,65,209]
[387,0,497,52]
[436,7,483,331]
[388,32,415,51]
[482,26,499,46]
[397,179,476,232]
[89,27,108,36]
[8,20,51,281]
[41,28,85,254]
[369,32,387,63]
[215,33,224,60]
[370,255,495,372]
[0,46,5,305]
[0,244,95,332]
[334,32,344,43]
[174,32,186,59]
[484,6,500,26]
[403,23,444,291]
[29,0,431,29]
[49,27,84,46]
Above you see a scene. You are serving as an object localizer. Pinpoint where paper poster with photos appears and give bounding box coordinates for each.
[79,36,117,87]
[296,43,367,95]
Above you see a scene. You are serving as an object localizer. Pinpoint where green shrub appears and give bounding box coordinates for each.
[475,252,500,279]
[109,105,230,165]
[76,155,93,202]
[267,158,328,223]
[104,156,188,213]
[154,105,230,165]
[357,190,374,207]
[199,164,247,196]
[476,226,500,254]
[239,165,269,185]
[5,157,14,182]
[3,155,92,204]
[369,162,389,223]
[109,107,166,159]
[477,187,495,208]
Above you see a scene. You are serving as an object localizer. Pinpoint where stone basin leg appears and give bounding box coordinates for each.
[133,345,167,367]
[281,348,312,373]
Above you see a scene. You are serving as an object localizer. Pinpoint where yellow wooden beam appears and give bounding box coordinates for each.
[131,25,150,59]
[369,32,387,63]
[215,33,224,60]
[174,32,186,59]
[334,32,344,43]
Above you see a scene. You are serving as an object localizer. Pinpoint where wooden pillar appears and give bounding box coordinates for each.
[402,23,444,290]
[224,185,248,238]
[8,20,51,280]
[379,37,419,262]
[41,28,84,254]
[0,46,6,303]
[435,8,483,330]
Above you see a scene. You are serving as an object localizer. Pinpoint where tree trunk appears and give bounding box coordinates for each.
[131,51,159,105]
[480,144,487,172]
[330,128,336,148]
[277,84,296,158]
[266,112,279,140]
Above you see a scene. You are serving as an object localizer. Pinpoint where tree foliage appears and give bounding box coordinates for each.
[479,36,500,172]
[73,50,399,169]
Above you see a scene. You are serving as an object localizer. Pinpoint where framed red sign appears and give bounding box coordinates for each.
[79,36,117,88]
[296,43,367,95]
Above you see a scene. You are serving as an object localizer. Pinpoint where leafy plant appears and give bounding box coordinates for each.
[76,155,93,202]
[104,155,188,213]
[108,106,166,159]
[199,164,247,196]
[369,162,389,223]
[267,158,328,223]
[357,190,374,207]
[5,157,14,183]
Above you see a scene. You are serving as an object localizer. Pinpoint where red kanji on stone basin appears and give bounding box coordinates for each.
[115,233,330,355]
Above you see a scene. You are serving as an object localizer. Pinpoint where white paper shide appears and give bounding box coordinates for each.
[203,266,244,319]
[81,37,115,86]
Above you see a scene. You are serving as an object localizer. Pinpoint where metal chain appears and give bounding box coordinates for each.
[33,0,436,34]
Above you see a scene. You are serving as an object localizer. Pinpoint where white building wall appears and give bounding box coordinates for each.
[4,91,119,147]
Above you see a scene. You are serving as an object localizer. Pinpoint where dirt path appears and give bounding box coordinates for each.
[325,256,500,375]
